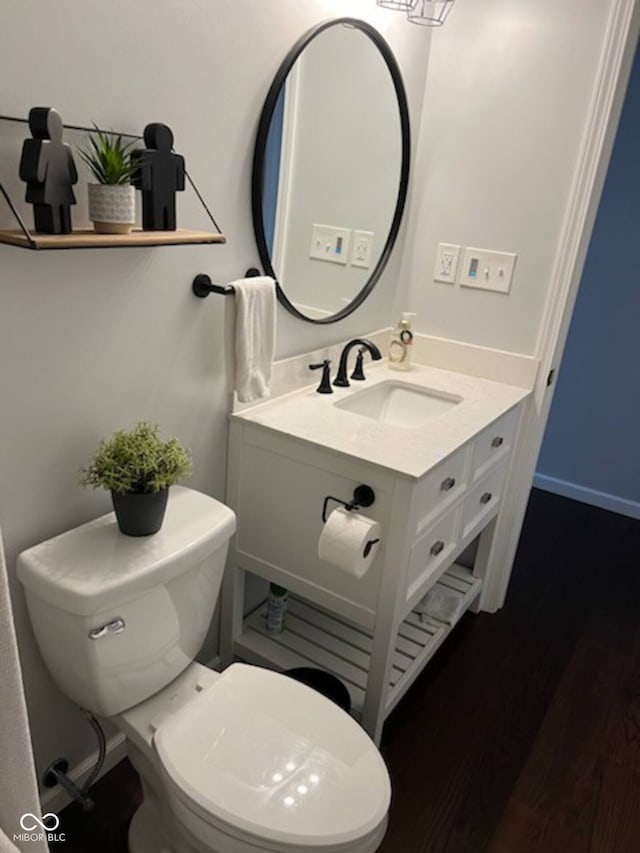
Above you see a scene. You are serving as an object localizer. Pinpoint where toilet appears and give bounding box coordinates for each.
[17,486,391,853]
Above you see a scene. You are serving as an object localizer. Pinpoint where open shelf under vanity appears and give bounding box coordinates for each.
[234,564,482,719]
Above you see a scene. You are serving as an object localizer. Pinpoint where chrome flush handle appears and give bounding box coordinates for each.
[88,618,126,640]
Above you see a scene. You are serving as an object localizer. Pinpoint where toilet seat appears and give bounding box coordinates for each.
[154,663,390,850]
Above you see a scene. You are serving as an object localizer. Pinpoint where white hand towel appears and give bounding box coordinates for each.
[232,276,276,403]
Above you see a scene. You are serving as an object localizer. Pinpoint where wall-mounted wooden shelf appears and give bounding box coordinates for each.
[0,227,226,250]
[0,114,227,251]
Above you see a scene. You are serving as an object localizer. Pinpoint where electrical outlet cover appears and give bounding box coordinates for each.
[351,230,374,269]
[433,243,461,284]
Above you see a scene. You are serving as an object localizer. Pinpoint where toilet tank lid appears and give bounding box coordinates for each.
[17,487,236,617]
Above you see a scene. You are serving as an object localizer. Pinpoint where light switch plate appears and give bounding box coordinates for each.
[433,243,461,284]
[458,247,517,293]
[309,224,351,265]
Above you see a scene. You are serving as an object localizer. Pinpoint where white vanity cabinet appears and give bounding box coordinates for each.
[221,388,524,745]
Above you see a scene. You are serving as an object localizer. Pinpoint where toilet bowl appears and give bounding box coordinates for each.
[119,661,389,852]
[17,486,390,852]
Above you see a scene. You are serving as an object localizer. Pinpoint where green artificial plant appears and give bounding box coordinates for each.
[79,422,192,495]
[77,125,138,185]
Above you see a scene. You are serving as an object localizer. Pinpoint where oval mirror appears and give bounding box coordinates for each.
[252,18,411,324]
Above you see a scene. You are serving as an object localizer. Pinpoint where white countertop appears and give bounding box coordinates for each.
[230,363,530,480]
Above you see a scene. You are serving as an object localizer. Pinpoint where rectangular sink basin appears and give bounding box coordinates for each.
[334,381,462,429]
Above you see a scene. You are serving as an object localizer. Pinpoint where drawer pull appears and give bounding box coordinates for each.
[480,491,492,505]
[440,476,456,492]
[491,436,504,449]
[430,540,445,556]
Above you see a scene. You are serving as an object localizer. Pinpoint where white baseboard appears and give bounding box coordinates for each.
[41,732,127,815]
[533,473,640,519]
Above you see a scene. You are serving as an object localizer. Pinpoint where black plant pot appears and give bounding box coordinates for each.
[111,488,169,537]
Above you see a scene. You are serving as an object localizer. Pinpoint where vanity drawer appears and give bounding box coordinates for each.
[407,507,459,600]
[471,406,519,481]
[461,461,509,541]
[413,444,469,536]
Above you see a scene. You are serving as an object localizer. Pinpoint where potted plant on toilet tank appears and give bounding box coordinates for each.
[79,422,192,536]
[78,126,138,233]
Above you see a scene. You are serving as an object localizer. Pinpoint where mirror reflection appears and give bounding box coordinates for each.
[253,19,410,323]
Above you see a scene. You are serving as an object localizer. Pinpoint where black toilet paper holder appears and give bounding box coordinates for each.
[322,485,375,523]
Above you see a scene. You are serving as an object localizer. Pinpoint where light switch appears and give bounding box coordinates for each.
[433,243,461,284]
[309,224,351,265]
[458,247,517,293]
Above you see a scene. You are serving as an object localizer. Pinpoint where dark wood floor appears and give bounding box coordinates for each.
[51,489,640,852]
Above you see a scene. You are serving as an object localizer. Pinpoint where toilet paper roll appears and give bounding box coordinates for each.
[318,507,382,578]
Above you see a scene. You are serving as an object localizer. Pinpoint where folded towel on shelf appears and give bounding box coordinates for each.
[232,275,276,403]
[415,584,464,626]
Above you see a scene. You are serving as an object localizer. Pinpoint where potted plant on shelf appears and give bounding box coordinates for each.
[79,422,192,536]
[78,126,138,234]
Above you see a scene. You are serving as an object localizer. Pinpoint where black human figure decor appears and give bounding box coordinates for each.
[19,107,78,234]
[131,123,185,231]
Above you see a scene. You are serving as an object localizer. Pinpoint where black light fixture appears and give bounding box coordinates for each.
[407,0,455,26]
[377,0,415,9]
[377,0,456,26]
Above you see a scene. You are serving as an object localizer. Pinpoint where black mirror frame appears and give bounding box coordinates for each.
[251,17,411,325]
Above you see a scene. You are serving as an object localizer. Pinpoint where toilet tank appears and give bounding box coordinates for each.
[17,487,236,717]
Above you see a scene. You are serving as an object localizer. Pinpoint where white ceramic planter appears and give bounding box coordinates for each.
[88,184,136,234]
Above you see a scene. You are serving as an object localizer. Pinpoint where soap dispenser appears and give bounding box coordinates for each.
[388,313,415,371]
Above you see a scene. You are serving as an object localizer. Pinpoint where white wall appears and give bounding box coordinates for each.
[0,0,430,792]
[0,0,632,802]
[398,0,614,356]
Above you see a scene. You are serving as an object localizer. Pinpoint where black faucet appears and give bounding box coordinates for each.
[334,338,382,387]
[309,359,333,394]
